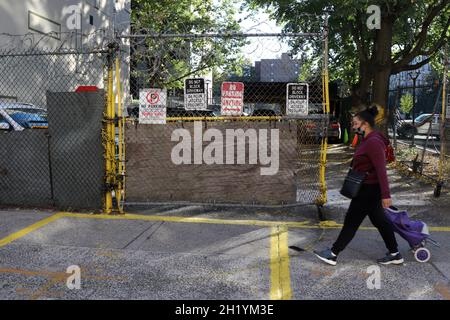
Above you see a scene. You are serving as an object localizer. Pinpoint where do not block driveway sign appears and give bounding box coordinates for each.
[184,78,207,110]
[286,83,309,116]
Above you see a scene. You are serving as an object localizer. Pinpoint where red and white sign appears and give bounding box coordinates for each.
[146,90,160,105]
[139,89,167,124]
[221,82,244,116]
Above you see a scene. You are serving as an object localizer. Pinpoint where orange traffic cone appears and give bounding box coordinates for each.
[351,134,359,148]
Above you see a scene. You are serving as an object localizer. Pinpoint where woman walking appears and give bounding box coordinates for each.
[314,105,403,266]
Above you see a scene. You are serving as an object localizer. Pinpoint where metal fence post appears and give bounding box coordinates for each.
[124,32,329,212]
[115,54,125,213]
[104,44,117,213]
[436,45,449,197]
[318,15,330,214]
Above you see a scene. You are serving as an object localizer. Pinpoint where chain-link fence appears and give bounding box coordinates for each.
[387,59,450,196]
[0,45,111,210]
[0,30,332,214]
[123,33,331,212]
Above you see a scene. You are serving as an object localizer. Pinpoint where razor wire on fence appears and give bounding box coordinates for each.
[0,26,332,215]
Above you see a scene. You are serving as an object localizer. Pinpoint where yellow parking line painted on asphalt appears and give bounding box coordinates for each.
[270,226,291,300]
[55,212,450,232]
[57,212,313,228]
[428,226,450,232]
[0,213,64,248]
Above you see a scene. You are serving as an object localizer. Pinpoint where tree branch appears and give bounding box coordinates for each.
[164,62,213,86]
[392,56,432,74]
[419,17,450,56]
[349,11,368,63]
[393,0,449,69]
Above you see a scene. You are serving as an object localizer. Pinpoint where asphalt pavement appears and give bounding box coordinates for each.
[1,144,450,300]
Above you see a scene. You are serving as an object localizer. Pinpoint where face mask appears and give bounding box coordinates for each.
[354,126,365,136]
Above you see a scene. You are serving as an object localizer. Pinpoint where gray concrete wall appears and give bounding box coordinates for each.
[47,91,105,210]
[0,91,106,210]
[0,130,53,207]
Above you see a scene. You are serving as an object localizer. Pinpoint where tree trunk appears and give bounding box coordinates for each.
[372,13,394,134]
[351,63,372,109]
[373,67,391,110]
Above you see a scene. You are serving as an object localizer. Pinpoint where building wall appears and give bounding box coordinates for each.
[389,56,434,89]
[255,53,301,83]
[0,0,131,106]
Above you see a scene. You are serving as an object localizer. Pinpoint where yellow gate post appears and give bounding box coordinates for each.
[115,55,125,213]
[104,44,117,213]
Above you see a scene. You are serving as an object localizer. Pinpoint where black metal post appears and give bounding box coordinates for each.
[409,71,420,146]
[412,76,416,146]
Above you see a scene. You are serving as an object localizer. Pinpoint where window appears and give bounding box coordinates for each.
[28,11,61,39]
[89,15,94,25]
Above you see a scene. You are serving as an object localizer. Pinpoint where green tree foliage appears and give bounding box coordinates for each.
[131,0,248,90]
[246,0,449,111]
[400,93,414,114]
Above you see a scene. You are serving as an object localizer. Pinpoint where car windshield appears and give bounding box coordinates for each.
[3,108,47,127]
[415,114,430,123]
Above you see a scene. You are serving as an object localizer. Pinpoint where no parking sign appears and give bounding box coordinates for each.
[139,89,167,124]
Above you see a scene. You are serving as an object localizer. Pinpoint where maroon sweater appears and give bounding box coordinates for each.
[352,131,391,199]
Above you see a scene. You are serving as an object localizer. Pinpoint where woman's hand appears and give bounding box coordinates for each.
[382,198,392,209]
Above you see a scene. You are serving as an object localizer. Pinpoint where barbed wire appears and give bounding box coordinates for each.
[0,29,116,54]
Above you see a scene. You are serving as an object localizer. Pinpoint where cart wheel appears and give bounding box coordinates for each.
[414,247,431,263]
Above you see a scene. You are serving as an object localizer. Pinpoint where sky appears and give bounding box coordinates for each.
[234,3,291,63]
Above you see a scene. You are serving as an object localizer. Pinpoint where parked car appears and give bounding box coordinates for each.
[397,113,441,139]
[166,107,216,118]
[208,104,222,117]
[129,105,217,120]
[128,104,139,118]
[250,109,280,117]
[327,116,342,143]
[303,116,342,144]
[0,102,48,131]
